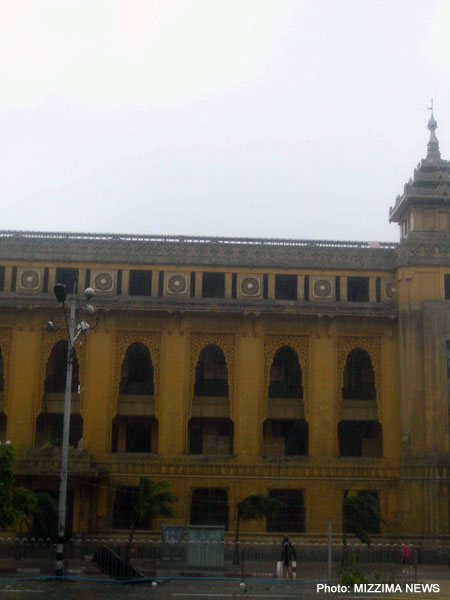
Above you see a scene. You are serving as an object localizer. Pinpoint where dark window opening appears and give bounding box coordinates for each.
[264,419,308,456]
[336,276,340,301]
[269,346,303,398]
[445,275,450,300]
[0,267,5,292]
[111,416,156,453]
[117,270,122,295]
[267,489,305,532]
[275,275,297,300]
[202,272,225,298]
[304,275,309,301]
[55,268,78,293]
[194,345,228,396]
[10,267,17,292]
[263,274,268,299]
[0,413,6,443]
[44,340,79,393]
[35,413,83,448]
[43,268,49,293]
[190,488,228,529]
[188,418,233,455]
[343,490,380,534]
[190,273,195,297]
[347,277,369,302]
[129,270,152,296]
[376,277,381,302]
[158,271,164,296]
[113,487,149,530]
[338,420,382,457]
[342,348,376,400]
[232,274,237,298]
[85,269,91,289]
[119,342,154,394]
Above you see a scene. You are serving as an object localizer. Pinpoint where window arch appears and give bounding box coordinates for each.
[342,348,376,400]
[269,346,303,399]
[194,345,229,397]
[44,340,79,393]
[119,342,154,395]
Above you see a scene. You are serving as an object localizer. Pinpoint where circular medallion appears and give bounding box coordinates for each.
[385,281,397,299]
[168,274,187,294]
[94,272,113,291]
[20,270,39,289]
[241,277,260,296]
[313,279,332,298]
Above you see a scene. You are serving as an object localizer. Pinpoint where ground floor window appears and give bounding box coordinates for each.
[112,487,150,530]
[343,490,381,536]
[190,488,229,530]
[267,489,305,532]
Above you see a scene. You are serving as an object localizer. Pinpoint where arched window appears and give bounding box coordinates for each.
[194,345,228,397]
[269,346,302,399]
[120,343,154,394]
[342,348,376,400]
[45,340,79,393]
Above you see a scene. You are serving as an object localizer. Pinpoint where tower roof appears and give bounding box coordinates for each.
[389,107,450,223]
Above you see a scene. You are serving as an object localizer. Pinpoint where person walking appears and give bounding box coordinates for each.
[281,537,297,579]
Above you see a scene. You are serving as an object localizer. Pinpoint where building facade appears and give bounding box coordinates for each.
[0,115,449,542]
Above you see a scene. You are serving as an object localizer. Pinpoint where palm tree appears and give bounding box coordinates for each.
[342,490,382,563]
[233,493,281,564]
[128,477,176,545]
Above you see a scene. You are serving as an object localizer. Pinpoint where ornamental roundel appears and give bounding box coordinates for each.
[93,271,114,292]
[312,277,333,299]
[240,276,261,296]
[384,280,397,300]
[19,269,40,290]
[167,274,188,295]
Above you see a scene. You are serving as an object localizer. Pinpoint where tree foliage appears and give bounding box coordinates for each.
[343,490,382,547]
[129,477,176,544]
[0,442,36,532]
[233,493,281,564]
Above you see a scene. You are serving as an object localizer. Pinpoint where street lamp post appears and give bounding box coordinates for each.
[46,282,97,577]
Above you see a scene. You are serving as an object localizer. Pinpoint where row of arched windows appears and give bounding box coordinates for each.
[41,342,377,400]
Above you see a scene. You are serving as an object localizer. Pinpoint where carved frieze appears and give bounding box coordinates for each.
[336,336,382,421]
[263,335,310,420]
[112,330,161,418]
[189,332,235,418]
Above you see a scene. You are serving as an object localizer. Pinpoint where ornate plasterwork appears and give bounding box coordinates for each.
[263,335,310,420]
[336,336,382,421]
[112,330,161,418]
[0,328,12,410]
[189,332,235,417]
[37,330,87,415]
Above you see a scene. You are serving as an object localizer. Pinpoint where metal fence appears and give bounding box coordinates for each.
[0,539,419,583]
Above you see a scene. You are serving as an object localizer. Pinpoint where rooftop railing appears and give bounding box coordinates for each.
[0,230,398,249]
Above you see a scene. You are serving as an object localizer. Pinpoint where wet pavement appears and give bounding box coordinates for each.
[0,579,313,599]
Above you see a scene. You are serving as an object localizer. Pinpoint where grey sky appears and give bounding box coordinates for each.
[1,0,449,242]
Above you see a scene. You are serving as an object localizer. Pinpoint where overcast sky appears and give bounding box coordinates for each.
[1,0,449,242]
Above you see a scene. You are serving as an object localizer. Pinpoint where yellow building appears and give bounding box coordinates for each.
[0,114,449,543]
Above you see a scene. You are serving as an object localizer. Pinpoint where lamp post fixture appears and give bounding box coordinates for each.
[46,282,97,577]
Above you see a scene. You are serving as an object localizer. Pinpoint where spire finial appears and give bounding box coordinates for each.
[426,99,440,160]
